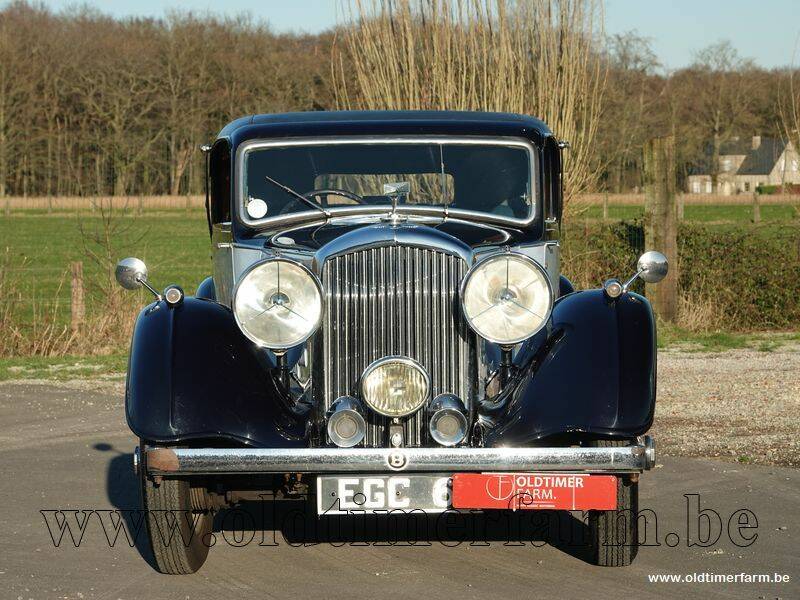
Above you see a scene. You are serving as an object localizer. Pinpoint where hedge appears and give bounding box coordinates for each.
[757,183,800,195]
[560,220,800,331]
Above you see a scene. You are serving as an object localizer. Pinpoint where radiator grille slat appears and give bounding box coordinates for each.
[317,245,470,447]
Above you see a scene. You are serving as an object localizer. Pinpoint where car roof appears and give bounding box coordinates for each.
[217,110,552,146]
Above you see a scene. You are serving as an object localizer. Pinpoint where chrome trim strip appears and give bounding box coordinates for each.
[313,222,473,267]
[234,136,539,230]
[146,437,655,474]
[211,223,235,306]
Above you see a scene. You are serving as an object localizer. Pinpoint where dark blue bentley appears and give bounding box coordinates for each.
[116,111,667,572]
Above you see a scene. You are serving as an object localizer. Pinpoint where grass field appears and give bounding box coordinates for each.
[0,354,127,381]
[1,210,212,322]
[1,206,797,324]
[1,207,798,357]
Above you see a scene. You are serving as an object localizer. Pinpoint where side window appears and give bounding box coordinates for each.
[210,140,231,224]
[542,137,562,222]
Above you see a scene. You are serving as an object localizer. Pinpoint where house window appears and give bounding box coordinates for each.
[692,181,700,193]
[721,158,732,172]
[706,181,712,193]
[744,182,750,192]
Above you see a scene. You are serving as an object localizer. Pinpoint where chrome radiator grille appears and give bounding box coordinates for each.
[316,245,472,447]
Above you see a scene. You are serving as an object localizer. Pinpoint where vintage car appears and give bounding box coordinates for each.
[116,111,666,573]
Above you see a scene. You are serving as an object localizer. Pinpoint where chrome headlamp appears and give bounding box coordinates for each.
[460,252,553,346]
[360,356,430,417]
[232,258,323,351]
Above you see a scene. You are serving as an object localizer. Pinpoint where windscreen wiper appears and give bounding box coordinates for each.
[264,175,330,217]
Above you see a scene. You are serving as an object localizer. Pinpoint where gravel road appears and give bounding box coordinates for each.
[0,381,798,600]
[655,344,800,467]
[0,347,797,599]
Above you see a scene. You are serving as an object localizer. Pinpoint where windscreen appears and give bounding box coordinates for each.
[242,141,533,221]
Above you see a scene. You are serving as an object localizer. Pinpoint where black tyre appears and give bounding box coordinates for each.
[587,439,639,567]
[140,446,214,574]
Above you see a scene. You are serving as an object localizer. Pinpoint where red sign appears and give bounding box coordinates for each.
[451,473,618,511]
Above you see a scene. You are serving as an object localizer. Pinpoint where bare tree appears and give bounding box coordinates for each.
[688,41,758,190]
[333,0,607,202]
[160,14,214,195]
[0,1,791,198]
[598,31,661,191]
[75,19,164,195]
[778,38,800,169]
[0,3,35,198]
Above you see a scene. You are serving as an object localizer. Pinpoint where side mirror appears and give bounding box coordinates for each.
[605,250,669,298]
[637,251,669,284]
[115,257,161,299]
[115,257,148,290]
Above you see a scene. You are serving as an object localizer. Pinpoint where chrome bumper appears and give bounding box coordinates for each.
[145,436,655,475]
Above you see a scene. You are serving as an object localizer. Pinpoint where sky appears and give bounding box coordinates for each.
[36,0,800,70]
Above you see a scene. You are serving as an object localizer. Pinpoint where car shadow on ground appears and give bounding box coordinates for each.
[99,444,595,568]
[220,500,596,562]
[97,445,157,569]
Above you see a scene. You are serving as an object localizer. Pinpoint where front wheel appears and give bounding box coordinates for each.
[587,439,639,566]
[140,445,214,574]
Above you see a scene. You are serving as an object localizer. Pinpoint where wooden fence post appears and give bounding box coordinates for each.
[677,194,685,221]
[752,192,760,223]
[643,136,678,323]
[602,192,609,220]
[71,261,85,334]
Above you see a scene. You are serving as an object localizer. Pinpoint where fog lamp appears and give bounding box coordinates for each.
[360,357,429,417]
[327,396,366,448]
[428,394,468,447]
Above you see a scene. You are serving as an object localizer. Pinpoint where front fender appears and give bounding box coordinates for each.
[125,297,307,447]
[484,289,656,446]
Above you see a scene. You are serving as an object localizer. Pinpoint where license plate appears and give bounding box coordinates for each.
[451,473,618,511]
[317,475,451,515]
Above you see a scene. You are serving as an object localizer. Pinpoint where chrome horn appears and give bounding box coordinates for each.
[428,394,468,447]
[326,396,367,448]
